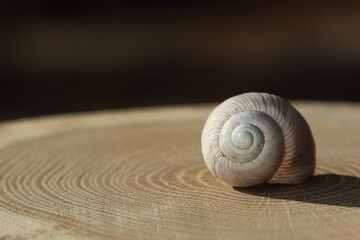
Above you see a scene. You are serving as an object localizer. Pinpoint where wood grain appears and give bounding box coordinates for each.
[0,102,359,240]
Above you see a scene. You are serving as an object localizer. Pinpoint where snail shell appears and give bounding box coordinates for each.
[201,92,315,187]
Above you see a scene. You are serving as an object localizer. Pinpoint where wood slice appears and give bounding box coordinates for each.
[0,102,359,240]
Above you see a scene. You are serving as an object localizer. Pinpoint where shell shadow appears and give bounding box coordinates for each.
[233,174,360,208]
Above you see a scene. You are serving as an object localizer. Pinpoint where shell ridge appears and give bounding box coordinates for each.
[201,92,315,186]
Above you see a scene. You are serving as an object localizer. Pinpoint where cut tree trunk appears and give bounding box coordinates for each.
[0,102,359,239]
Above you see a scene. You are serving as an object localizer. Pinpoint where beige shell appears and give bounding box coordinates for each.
[201,92,316,187]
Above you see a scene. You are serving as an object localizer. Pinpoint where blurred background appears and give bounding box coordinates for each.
[1,1,360,121]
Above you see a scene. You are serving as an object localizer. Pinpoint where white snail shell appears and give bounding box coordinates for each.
[201,92,315,187]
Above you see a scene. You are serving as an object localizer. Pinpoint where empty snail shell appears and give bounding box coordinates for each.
[201,92,315,187]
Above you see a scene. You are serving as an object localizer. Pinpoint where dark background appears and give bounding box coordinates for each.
[1,1,360,121]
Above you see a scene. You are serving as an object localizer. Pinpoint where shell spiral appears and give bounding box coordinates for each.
[201,92,315,187]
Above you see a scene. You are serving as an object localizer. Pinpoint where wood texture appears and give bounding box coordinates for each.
[0,102,359,240]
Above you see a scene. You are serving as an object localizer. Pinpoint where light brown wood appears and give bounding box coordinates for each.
[0,102,359,240]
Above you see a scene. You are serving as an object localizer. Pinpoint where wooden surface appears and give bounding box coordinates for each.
[0,102,359,240]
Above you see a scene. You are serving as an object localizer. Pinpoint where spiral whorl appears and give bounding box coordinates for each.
[201,92,315,187]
